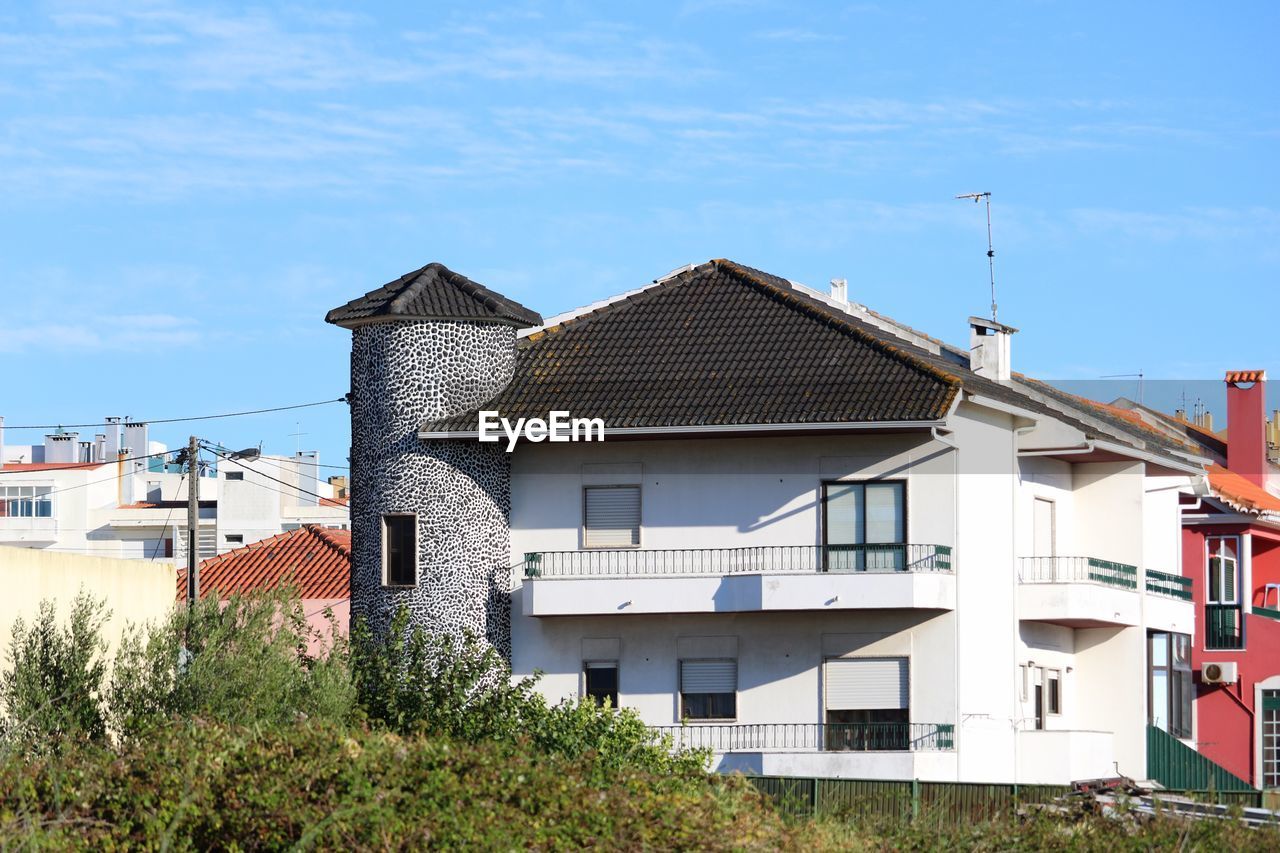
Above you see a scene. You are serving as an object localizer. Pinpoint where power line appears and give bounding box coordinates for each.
[0,397,347,431]
[149,470,185,561]
[201,443,330,501]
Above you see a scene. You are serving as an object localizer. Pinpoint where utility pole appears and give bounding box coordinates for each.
[186,434,199,606]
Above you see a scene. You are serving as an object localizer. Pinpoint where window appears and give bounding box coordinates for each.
[584,662,619,709]
[823,481,905,570]
[1046,669,1062,715]
[1032,498,1056,557]
[680,659,736,720]
[1207,537,1240,604]
[382,514,417,587]
[225,471,244,482]
[583,486,640,548]
[0,486,53,518]
[1149,631,1192,738]
[1263,690,1280,789]
[824,657,910,750]
[225,534,243,544]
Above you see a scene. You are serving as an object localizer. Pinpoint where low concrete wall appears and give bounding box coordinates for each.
[0,546,176,661]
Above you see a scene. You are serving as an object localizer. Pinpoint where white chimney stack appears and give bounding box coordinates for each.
[830,278,848,304]
[969,316,1017,382]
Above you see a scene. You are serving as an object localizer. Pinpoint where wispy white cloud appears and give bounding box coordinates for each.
[0,314,201,354]
[753,28,843,43]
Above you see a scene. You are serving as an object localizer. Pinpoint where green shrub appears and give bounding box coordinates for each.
[0,720,795,850]
[0,592,109,751]
[351,606,709,779]
[108,587,354,738]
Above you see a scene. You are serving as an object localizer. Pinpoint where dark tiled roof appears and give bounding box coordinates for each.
[325,262,542,328]
[177,524,350,601]
[428,260,961,430]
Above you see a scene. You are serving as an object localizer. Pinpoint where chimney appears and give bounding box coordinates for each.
[123,421,150,467]
[104,417,122,463]
[1202,411,1214,432]
[969,316,1018,382]
[1225,370,1267,486]
[295,451,319,507]
[830,278,848,304]
[94,433,106,464]
[44,431,79,464]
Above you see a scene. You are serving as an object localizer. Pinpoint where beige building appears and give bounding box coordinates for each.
[0,545,176,657]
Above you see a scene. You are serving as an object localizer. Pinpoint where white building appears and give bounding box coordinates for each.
[329,259,1206,785]
[0,417,348,563]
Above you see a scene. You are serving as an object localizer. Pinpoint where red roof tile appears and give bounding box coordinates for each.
[177,524,351,601]
[319,496,349,507]
[0,461,105,472]
[1225,370,1266,384]
[1208,464,1280,514]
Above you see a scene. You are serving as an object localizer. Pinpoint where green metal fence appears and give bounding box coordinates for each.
[1145,569,1193,600]
[1205,604,1245,650]
[746,773,1265,822]
[1017,556,1138,589]
[523,543,953,578]
[1146,724,1256,791]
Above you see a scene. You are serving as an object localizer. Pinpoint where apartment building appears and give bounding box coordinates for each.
[0,418,348,562]
[328,259,1206,785]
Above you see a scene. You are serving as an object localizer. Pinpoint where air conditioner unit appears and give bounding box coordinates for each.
[1202,662,1238,684]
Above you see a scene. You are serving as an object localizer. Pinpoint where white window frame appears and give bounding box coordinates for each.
[381,512,418,588]
[583,660,620,709]
[1045,668,1062,716]
[1206,536,1240,605]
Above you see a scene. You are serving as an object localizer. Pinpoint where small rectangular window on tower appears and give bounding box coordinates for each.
[382,513,418,587]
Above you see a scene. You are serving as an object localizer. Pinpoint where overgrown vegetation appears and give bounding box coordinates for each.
[0,590,1275,849]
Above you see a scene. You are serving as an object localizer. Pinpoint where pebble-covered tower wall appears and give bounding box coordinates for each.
[346,318,518,656]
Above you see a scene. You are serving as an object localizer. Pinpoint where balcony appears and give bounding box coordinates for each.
[1017,556,1140,627]
[651,722,954,752]
[1145,569,1196,633]
[649,721,957,779]
[520,544,955,617]
[1205,604,1244,650]
[0,516,58,545]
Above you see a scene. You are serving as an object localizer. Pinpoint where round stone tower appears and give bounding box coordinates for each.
[325,263,542,658]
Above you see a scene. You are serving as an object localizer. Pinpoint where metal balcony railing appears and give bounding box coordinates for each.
[1145,569,1193,601]
[649,722,955,753]
[1017,556,1138,589]
[1205,604,1244,650]
[523,543,953,579]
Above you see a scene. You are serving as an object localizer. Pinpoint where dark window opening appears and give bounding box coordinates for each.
[824,708,910,751]
[585,662,619,709]
[225,471,244,481]
[383,514,417,587]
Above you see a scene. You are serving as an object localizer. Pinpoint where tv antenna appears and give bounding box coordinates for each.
[1101,370,1145,404]
[956,191,998,322]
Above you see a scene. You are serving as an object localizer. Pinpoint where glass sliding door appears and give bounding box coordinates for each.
[823,481,905,571]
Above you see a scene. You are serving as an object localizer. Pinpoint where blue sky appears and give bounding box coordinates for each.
[1,1,1276,467]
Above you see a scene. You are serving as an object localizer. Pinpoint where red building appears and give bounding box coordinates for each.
[1176,373,1280,789]
[1113,371,1280,789]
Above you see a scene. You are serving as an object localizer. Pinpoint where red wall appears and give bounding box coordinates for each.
[1182,524,1280,785]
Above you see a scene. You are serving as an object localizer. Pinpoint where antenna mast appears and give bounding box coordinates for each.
[956,191,998,321]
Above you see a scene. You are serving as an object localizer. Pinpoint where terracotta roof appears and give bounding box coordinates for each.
[177,524,351,601]
[1225,370,1266,384]
[319,496,349,507]
[1207,463,1280,514]
[0,461,105,472]
[427,259,961,431]
[325,262,542,329]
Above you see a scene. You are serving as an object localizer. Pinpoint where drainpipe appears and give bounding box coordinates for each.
[1010,421,1038,785]
[1017,440,1095,458]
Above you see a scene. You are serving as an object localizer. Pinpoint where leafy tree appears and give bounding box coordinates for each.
[0,592,109,750]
